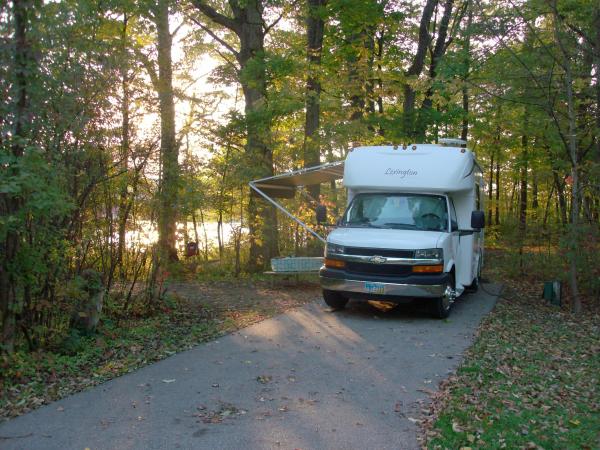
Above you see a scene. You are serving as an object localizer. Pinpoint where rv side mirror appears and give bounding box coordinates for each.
[471,211,485,229]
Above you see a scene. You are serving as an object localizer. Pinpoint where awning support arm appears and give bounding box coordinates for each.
[249,181,326,244]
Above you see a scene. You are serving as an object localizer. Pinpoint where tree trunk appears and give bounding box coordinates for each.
[532,172,538,221]
[594,8,600,200]
[508,176,517,217]
[241,56,278,270]
[566,96,581,313]
[237,3,278,271]
[155,0,179,263]
[110,13,131,289]
[193,0,278,271]
[217,209,223,259]
[487,151,494,225]
[198,208,209,261]
[365,27,376,121]
[402,0,438,139]
[376,29,385,135]
[347,31,366,125]
[596,10,600,162]
[519,158,527,232]
[542,182,554,227]
[303,0,327,200]
[460,3,472,141]
[191,210,200,254]
[495,158,500,225]
[1,0,30,353]
[553,4,581,313]
[117,13,130,267]
[519,112,528,235]
[552,169,568,225]
[418,0,456,141]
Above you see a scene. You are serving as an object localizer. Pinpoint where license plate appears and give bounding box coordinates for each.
[365,282,385,295]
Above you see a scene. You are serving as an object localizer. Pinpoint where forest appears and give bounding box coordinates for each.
[0,0,599,438]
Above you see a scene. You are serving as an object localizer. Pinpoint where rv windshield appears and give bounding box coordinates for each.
[341,193,448,232]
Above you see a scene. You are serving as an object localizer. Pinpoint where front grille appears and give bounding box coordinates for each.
[345,262,412,277]
[344,247,414,258]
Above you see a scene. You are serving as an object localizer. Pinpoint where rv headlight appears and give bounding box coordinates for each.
[325,243,345,256]
[414,248,443,260]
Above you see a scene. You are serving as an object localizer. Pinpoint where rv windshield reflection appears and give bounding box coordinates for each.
[341,193,448,232]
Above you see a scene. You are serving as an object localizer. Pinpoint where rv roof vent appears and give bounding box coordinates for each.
[439,138,467,147]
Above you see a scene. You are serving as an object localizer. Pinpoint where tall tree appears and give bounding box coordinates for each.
[191,0,278,270]
[551,2,581,313]
[415,0,459,141]
[155,0,179,262]
[0,0,31,352]
[303,0,327,200]
[460,2,472,141]
[401,0,438,140]
[519,110,529,235]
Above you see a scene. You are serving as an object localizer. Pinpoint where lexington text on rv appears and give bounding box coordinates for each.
[250,142,485,319]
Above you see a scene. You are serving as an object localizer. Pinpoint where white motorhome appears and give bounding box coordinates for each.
[319,143,485,318]
[249,141,485,318]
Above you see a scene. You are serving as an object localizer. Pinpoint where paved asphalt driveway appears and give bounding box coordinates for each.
[0,285,500,450]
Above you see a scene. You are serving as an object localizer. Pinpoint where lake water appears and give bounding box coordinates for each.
[125,220,244,251]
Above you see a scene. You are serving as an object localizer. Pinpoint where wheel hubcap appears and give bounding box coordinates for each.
[443,284,457,309]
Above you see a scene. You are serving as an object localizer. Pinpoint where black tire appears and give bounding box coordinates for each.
[323,289,349,309]
[431,273,455,319]
[466,274,479,293]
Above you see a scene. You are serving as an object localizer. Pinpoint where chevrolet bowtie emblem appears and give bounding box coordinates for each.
[369,255,387,264]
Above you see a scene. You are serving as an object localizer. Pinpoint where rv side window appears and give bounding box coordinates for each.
[475,184,481,210]
[449,199,458,231]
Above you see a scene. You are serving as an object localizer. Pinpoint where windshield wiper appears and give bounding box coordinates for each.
[383,223,417,230]
[342,222,382,228]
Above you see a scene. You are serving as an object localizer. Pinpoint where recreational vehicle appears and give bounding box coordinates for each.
[249,140,485,318]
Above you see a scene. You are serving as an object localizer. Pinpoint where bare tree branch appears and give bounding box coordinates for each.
[190,0,240,35]
[214,47,240,72]
[171,21,186,38]
[406,0,438,76]
[264,1,299,35]
[186,13,240,58]
[134,48,159,91]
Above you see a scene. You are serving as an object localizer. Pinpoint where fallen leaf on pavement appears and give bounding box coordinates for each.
[257,375,272,384]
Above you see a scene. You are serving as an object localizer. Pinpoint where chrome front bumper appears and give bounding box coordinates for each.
[320,276,445,298]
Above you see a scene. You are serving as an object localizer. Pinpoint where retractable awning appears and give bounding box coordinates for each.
[249,161,344,243]
[250,161,344,199]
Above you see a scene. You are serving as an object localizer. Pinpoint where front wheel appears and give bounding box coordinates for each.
[323,289,349,310]
[465,274,479,293]
[431,273,455,319]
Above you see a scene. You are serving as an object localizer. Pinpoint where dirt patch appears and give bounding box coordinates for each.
[167,279,321,321]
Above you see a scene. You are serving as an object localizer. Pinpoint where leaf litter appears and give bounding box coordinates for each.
[420,249,600,449]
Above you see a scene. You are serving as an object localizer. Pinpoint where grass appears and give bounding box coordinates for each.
[424,247,600,449]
